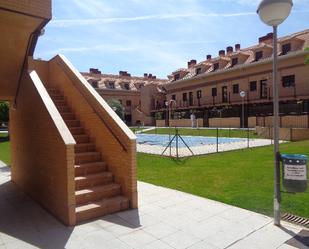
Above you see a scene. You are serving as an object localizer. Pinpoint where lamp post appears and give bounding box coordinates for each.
[240,91,246,129]
[257,0,293,226]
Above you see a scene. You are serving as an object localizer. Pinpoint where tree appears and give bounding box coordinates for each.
[108,99,124,120]
[0,102,9,126]
[305,48,309,65]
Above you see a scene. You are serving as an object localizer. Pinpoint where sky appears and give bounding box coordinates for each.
[35,0,309,79]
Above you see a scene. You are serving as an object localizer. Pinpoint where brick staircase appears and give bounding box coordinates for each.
[47,88,129,222]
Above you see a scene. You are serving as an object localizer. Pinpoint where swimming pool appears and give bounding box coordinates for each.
[136,134,246,148]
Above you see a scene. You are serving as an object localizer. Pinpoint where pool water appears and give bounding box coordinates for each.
[137,134,246,148]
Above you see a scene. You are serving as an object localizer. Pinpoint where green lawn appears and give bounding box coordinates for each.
[143,127,261,138]
[130,127,147,133]
[138,140,309,218]
[0,132,308,218]
[0,133,10,165]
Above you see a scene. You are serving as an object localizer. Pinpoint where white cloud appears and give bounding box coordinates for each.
[50,11,256,27]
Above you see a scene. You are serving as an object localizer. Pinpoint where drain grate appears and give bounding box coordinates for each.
[282,213,309,228]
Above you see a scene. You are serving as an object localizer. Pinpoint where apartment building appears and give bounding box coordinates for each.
[159,29,309,128]
[82,69,167,126]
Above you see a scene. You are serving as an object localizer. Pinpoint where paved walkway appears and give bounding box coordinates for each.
[0,162,307,249]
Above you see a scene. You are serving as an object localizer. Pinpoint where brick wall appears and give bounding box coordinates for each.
[46,55,138,209]
[10,70,76,225]
[209,117,240,128]
[256,126,309,141]
[0,0,51,19]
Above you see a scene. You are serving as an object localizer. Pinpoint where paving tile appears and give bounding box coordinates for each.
[182,216,231,239]
[187,240,220,249]
[118,229,157,248]
[277,244,299,249]
[104,221,140,237]
[137,239,174,249]
[4,240,41,249]
[161,230,202,249]
[94,214,129,228]
[204,230,243,249]
[142,222,179,239]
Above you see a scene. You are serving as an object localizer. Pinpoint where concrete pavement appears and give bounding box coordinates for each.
[0,162,308,249]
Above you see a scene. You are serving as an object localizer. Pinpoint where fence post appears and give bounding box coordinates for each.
[247,127,250,148]
[176,129,179,158]
[216,127,219,152]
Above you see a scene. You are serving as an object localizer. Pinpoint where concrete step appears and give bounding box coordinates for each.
[61,113,75,120]
[75,184,121,205]
[75,196,129,222]
[75,143,95,153]
[53,99,67,107]
[57,106,71,113]
[66,120,80,127]
[50,94,64,100]
[47,88,60,95]
[75,162,107,177]
[75,172,113,190]
[69,127,84,135]
[75,152,100,164]
[73,134,90,144]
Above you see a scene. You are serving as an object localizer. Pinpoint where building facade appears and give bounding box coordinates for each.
[157,29,309,128]
[82,69,167,126]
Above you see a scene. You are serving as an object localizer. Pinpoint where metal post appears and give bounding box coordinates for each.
[247,127,250,148]
[273,25,281,226]
[168,105,171,156]
[216,128,219,152]
[242,98,245,129]
[176,129,179,158]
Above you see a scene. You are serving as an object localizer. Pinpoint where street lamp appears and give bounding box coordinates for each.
[257,0,293,226]
[240,91,246,129]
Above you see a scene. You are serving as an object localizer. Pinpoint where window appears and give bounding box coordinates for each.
[250,81,257,91]
[182,93,187,101]
[231,58,238,67]
[172,94,176,100]
[255,51,263,61]
[174,74,180,81]
[197,90,202,99]
[282,75,295,87]
[119,99,122,104]
[108,82,115,89]
[222,86,228,103]
[189,92,193,106]
[212,88,217,97]
[196,68,202,75]
[124,83,130,90]
[260,80,268,99]
[282,43,291,55]
[126,100,131,107]
[213,63,219,71]
[232,84,239,94]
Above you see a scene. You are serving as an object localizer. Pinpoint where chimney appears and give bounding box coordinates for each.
[259,32,273,44]
[148,73,153,78]
[235,44,241,51]
[119,71,130,77]
[90,68,101,74]
[206,54,212,61]
[144,73,148,78]
[219,50,225,57]
[152,76,157,79]
[188,59,197,68]
[226,46,233,54]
